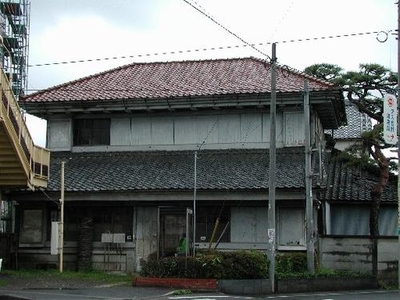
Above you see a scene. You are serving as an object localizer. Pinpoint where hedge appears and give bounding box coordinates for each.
[140,250,269,279]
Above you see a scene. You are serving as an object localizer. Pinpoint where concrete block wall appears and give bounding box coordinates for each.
[319,237,398,276]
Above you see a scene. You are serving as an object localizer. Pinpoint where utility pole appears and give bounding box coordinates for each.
[59,161,65,273]
[304,80,315,274]
[397,0,400,290]
[267,43,277,293]
[193,151,197,257]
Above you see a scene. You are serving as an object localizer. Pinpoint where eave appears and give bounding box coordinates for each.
[23,89,346,129]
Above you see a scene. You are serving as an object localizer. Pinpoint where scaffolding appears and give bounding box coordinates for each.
[0,0,30,98]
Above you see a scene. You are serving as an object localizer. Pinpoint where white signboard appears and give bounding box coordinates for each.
[50,222,59,255]
[383,94,397,145]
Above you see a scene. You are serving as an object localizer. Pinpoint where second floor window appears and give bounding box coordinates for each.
[73,119,110,146]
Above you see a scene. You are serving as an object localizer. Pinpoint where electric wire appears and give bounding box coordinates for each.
[182,0,270,59]
[198,117,220,151]
[27,29,396,68]
[39,188,60,206]
[269,0,295,42]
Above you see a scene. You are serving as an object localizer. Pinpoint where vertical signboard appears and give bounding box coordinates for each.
[383,94,397,145]
[51,221,59,255]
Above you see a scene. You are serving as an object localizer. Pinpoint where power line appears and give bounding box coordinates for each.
[182,0,270,59]
[27,29,396,68]
[198,117,219,151]
[269,0,295,42]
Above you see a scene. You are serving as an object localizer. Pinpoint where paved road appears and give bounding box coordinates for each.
[0,288,398,300]
[0,286,173,299]
[167,290,398,300]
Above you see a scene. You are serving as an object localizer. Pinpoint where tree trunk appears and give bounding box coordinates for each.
[77,217,94,272]
[370,190,381,278]
[368,145,389,279]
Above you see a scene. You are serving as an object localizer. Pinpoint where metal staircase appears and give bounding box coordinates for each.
[0,69,49,189]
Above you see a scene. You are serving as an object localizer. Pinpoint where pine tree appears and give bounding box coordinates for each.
[305,63,398,278]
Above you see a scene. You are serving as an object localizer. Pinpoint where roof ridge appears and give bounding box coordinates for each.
[275,63,337,87]
[21,56,340,108]
[21,57,265,100]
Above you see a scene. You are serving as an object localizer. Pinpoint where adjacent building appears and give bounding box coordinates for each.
[0,0,50,268]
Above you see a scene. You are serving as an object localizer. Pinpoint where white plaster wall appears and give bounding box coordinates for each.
[131,118,151,145]
[240,113,262,144]
[150,117,174,145]
[135,207,158,271]
[47,119,71,151]
[284,111,305,146]
[111,118,131,145]
[230,207,268,243]
[49,109,312,151]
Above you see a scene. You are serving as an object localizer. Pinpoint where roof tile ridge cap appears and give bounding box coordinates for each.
[154,56,256,64]
[170,56,258,65]
[275,62,336,87]
[21,57,265,100]
[22,60,162,100]
[246,56,336,87]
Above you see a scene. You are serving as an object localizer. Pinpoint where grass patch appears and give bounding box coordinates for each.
[276,268,373,280]
[0,279,7,287]
[173,289,192,295]
[0,269,132,283]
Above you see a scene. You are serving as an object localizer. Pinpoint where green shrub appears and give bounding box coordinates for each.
[140,250,268,279]
[221,251,269,279]
[276,252,307,276]
[317,268,372,279]
[140,251,372,280]
[274,253,372,280]
[195,252,224,279]
[140,256,196,278]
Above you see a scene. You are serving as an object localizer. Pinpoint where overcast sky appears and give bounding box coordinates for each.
[25,0,398,146]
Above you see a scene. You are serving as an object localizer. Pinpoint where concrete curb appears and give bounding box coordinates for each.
[134,277,379,296]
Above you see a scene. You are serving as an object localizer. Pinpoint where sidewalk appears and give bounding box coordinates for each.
[0,286,178,300]
[0,273,176,299]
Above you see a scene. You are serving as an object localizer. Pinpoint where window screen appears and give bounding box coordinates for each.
[196,206,230,243]
[73,119,110,146]
[331,205,369,235]
[278,207,305,247]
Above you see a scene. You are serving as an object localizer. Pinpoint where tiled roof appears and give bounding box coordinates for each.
[327,102,372,140]
[22,57,336,103]
[320,150,397,203]
[47,148,316,193]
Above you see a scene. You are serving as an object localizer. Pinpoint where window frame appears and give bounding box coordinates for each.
[46,206,133,242]
[19,208,46,247]
[73,118,111,146]
[277,206,306,250]
[196,206,230,243]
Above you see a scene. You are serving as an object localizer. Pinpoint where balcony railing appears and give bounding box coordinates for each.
[0,68,50,189]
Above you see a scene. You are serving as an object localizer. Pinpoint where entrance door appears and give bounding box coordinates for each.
[158,207,192,258]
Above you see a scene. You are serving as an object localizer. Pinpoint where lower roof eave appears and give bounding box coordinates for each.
[9,188,307,202]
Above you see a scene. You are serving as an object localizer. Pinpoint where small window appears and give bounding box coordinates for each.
[196,206,230,243]
[278,207,305,247]
[73,119,110,146]
[20,209,44,246]
[47,206,133,242]
[329,204,397,236]
[330,205,369,235]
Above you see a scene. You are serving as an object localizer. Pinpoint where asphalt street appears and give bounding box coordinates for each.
[0,288,399,300]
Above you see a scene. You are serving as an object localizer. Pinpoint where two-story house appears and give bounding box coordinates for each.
[6,57,346,272]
